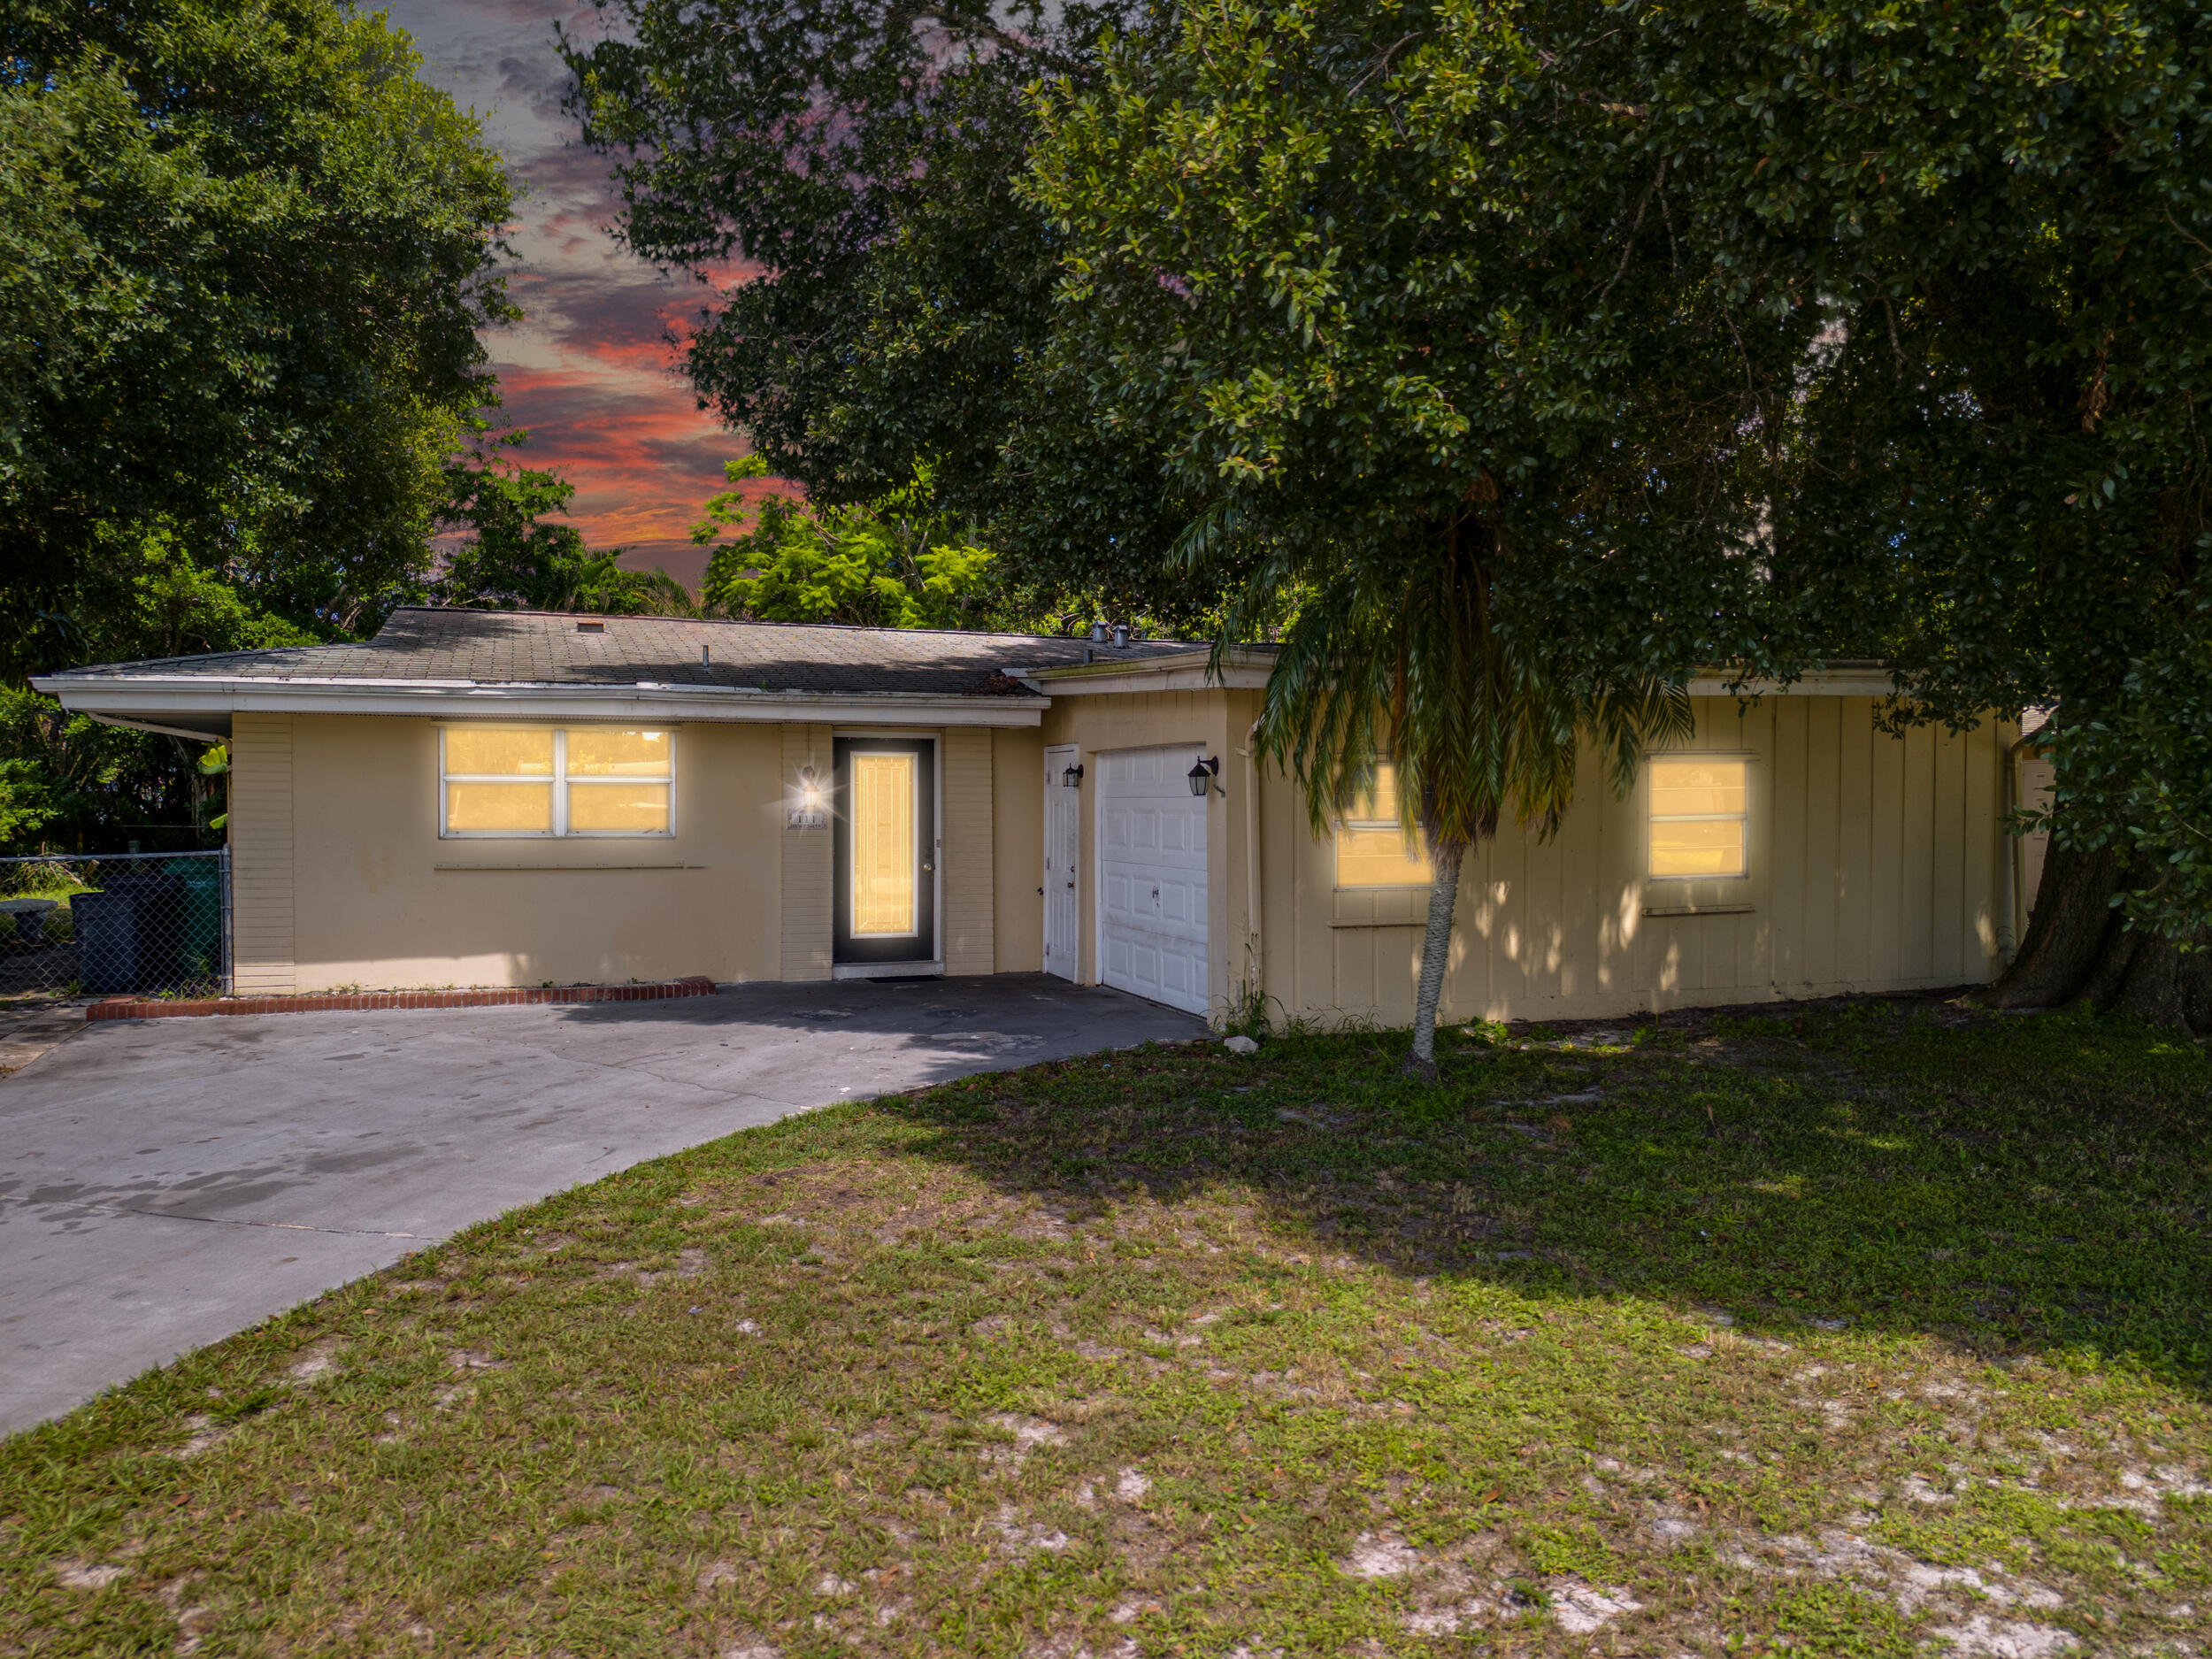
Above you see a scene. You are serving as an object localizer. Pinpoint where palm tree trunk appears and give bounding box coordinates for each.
[1402,833,1468,1079]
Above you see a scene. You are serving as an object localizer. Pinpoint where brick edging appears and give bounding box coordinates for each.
[87,976,718,1022]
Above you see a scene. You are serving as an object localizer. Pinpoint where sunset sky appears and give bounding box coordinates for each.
[385,0,767,591]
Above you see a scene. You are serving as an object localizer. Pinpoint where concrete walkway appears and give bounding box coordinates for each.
[0,976,1203,1435]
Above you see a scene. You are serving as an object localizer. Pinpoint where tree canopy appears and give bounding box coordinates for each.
[432,434,701,619]
[694,458,1028,631]
[1025,0,1806,1057]
[0,0,515,675]
[1605,0,2212,1022]
[560,0,1222,628]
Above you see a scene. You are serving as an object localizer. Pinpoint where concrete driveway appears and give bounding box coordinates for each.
[0,975,1203,1436]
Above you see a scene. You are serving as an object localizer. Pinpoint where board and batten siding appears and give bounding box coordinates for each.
[1265,696,2022,1026]
[779,722,833,981]
[227,711,297,995]
[990,728,1046,974]
[941,726,995,974]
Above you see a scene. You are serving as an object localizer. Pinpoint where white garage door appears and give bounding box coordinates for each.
[1097,746,1209,1016]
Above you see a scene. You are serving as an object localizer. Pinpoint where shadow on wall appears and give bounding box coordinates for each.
[856,1000,2212,1394]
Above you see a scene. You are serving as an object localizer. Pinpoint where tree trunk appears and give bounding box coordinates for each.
[1995,840,2124,1008]
[1997,841,2209,1035]
[1402,834,1468,1080]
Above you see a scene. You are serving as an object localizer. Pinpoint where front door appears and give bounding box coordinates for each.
[1043,744,1080,980]
[833,737,937,965]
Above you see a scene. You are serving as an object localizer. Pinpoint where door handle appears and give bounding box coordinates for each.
[923,863,934,872]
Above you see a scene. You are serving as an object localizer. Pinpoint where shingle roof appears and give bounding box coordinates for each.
[45,608,1194,698]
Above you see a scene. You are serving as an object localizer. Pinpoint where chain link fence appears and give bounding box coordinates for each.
[0,849,230,1004]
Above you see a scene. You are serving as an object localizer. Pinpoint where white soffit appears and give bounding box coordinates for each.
[1686,670,1898,697]
[30,675,1049,729]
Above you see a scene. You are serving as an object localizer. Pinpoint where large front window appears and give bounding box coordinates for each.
[440,726,673,837]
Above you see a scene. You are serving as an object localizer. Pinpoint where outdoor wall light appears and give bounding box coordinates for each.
[1062,761,1085,787]
[1187,756,1222,797]
[789,764,828,828]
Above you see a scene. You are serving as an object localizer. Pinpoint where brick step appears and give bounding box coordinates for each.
[88,976,718,1022]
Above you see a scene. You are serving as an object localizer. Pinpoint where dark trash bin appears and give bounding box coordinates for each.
[76,874,186,993]
[73,890,142,995]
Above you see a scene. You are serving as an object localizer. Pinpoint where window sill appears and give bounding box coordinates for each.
[434,863,705,872]
[1640,902,1755,918]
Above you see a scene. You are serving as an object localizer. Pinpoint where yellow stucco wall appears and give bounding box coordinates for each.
[941,727,995,975]
[276,714,783,991]
[225,713,1039,993]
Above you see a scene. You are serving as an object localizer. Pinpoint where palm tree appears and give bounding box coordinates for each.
[1235,532,1689,1078]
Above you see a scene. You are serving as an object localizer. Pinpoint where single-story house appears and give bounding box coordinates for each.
[36,607,2041,1025]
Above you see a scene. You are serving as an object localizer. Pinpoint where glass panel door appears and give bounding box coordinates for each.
[850,752,918,936]
[833,738,937,964]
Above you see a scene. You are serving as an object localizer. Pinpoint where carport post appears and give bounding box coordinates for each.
[219,846,234,995]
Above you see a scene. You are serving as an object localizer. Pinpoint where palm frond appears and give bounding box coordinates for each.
[1248,524,1689,848]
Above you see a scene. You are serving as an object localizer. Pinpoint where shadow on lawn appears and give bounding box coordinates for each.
[879,1002,2212,1389]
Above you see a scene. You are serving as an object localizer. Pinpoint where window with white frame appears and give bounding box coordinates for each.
[440,726,673,837]
[1334,761,1435,888]
[1647,757,1748,879]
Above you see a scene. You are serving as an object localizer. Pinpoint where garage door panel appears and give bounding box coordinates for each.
[1097,745,1209,1017]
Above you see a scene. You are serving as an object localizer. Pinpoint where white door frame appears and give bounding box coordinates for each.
[829,726,945,980]
[1042,742,1079,981]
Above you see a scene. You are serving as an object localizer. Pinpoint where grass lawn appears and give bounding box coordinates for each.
[4,1000,2208,1657]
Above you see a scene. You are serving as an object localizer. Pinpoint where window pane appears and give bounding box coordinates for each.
[1650,758,1747,817]
[1651,817,1747,877]
[851,752,917,935]
[568,782,670,833]
[445,728,554,777]
[1336,825,1434,888]
[1350,762,1405,825]
[447,781,553,833]
[568,728,670,778]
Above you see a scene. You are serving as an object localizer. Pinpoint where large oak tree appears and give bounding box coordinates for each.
[1619,0,2212,1030]
[1025,0,1810,1062]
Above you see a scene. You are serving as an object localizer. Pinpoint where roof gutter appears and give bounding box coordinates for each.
[30,674,1052,730]
[1020,653,1899,700]
[1024,647,1277,695]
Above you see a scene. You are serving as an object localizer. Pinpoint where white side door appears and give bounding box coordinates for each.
[1042,744,1080,981]
[1097,745,1209,1016]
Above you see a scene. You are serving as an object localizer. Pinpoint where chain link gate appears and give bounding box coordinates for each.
[0,849,231,1004]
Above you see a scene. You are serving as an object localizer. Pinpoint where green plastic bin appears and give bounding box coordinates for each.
[176,859,224,985]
